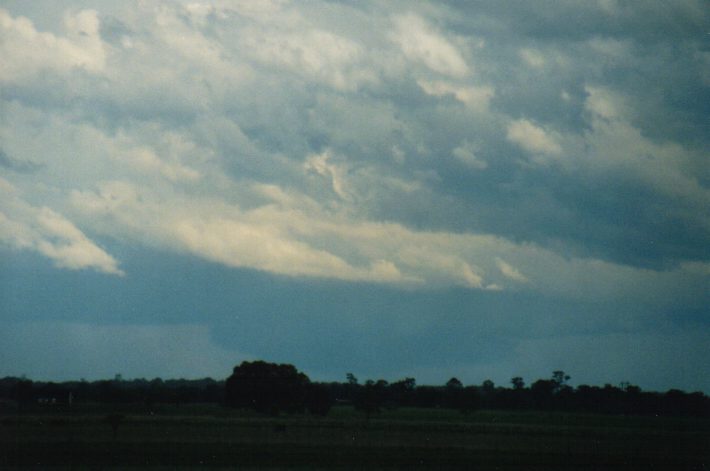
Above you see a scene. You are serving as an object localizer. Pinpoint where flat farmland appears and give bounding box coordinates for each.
[1,405,708,469]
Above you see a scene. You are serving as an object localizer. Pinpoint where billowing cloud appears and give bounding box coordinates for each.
[451,141,487,170]
[241,22,374,92]
[0,182,123,276]
[506,118,562,157]
[496,258,528,283]
[305,150,352,201]
[0,8,105,81]
[418,80,494,112]
[391,13,469,78]
[519,48,546,69]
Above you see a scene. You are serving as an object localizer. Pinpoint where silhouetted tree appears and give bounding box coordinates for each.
[390,377,416,406]
[480,380,496,408]
[354,379,387,418]
[551,370,570,393]
[225,361,310,415]
[446,377,462,389]
[460,386,480,413]
[412,385,441,408]
[531,379,556,409]
[13,379,33,410]
[511,377,525,390]
[305,383,333,416]
[481,379,495,392]
[444,377,464,409]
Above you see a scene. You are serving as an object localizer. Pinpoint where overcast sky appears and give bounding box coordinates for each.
[1,0,708,392]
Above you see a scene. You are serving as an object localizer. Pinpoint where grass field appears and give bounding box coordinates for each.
[1,404,708,469]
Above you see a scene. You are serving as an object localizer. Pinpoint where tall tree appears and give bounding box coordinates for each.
[225,361,310,415]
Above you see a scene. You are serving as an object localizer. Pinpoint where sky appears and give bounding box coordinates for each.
[0,0,709,393]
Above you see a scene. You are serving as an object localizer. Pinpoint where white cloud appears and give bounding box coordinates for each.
[519,48,546,68]
[584,86,625,120]
[225,1,379,92]
[115,138,202,183]
[507,118,563,157]
[305,150,352,201]
[174,216,362,280]
[0,8,105,82]
[0,190,123,276]
[391,13,469,78]
[34,208,123,274]
[452,141,488,170]
[418,80,494,112]
[70,180,411,284]
[243,27,375,91]
[55,164,710,303]
[496,258,528,283]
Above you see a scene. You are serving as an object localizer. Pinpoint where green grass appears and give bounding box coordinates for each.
[2,405,708,469]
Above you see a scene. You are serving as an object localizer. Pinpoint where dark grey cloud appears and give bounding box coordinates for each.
[444,1,708,41]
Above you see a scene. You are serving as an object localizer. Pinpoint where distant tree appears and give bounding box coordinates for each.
[480,379,495,407]
[225,361,310,415]
[551,370,570,392]
[412,385,441,408]
[354,379,387,418]
[97,380,117,403]
[346,373,358,385]
[13,379,34,410]
[305,383,333,416]
[459,386,480,413]
[625,385,641,394]
[481,379,495,392]
[531,379,556,409]
[444,377,464,409]
[446,377,463,389]
[390,377,416,407]
[511,377,525,390]
[399,377,416,391]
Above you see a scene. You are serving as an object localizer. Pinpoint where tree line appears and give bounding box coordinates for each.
[1,361,707,418]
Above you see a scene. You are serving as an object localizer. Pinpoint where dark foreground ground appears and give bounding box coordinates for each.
[1,404,708,469]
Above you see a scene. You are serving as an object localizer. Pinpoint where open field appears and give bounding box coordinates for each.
[1,405,708,469]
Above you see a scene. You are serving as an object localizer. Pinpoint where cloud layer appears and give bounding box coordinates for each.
[1,2,707,297]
